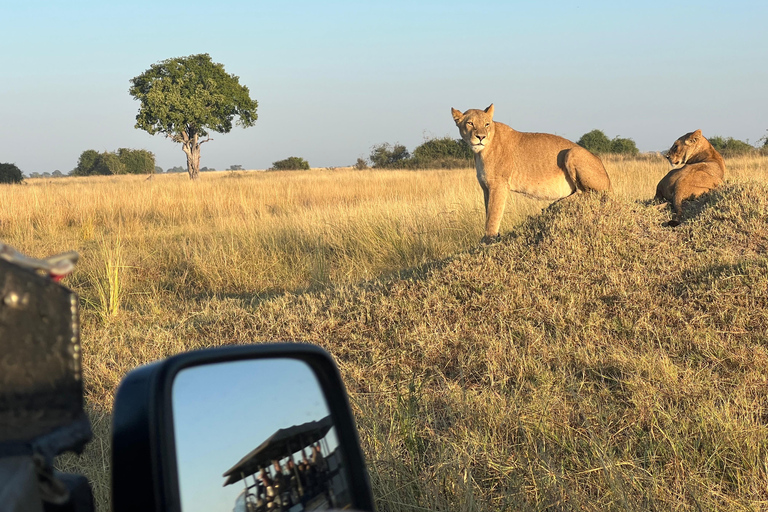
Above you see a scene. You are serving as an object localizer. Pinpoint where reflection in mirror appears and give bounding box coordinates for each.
[172,358,352,512]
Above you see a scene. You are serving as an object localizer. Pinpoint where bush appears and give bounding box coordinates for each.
[72,148,155,176]
[370,143,410,169]
[117,148,155,174]
[72,150,100,176]
[410,137,473,169]
[708,136,755,157]
[271,157,310,171]
[578,130,639,156]
[367,138,474,170]
[758,130,768,148]
[577,130,612,154]
[609,136,639,156]
[0,163,23,184]
[92,152,126,175]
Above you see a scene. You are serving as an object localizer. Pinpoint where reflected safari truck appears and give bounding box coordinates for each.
[112,344,375,512]
[224,414,349,511]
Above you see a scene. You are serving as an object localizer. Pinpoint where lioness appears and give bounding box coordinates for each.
[655,129,725,227]
[452,104,612,242]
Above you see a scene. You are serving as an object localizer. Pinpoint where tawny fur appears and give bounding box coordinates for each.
[451,104,612,241]
[655,129,725,226]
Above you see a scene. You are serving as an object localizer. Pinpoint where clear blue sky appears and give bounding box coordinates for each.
[1,1,766,174]
[173,358,338,512]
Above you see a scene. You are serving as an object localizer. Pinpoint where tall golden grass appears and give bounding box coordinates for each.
[2,153,768,510]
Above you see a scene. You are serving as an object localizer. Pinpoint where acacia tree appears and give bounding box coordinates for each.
[129,54,258,180]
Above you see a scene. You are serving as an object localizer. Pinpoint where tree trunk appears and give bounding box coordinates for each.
[181,132,201,180]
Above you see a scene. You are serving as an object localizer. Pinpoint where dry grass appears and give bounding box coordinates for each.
[2,154,768,510]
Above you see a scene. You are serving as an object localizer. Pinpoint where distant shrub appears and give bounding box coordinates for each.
[759,131,768,155]
[578,130,639,156]
[354,158,368,170]
[609,136,639,156]
[271,157,310,171]
[92,152,126,175]
[708,136,755,157]
[410,137,473,169]
[117,148,155,174]
[71,150,100,176]
[368,138,474,169]
[370,143,410,169]
[577,130,612,154]
[0,162,24,184]
[229,164,243,170]
[72,148,155,175]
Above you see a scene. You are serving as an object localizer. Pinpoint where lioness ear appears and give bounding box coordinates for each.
[691,129,702,142]
[484,104,495,118]
[451,107,463,125]
[684,129,702,145]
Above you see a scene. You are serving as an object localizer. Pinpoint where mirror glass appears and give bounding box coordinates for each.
[172,358,353,512]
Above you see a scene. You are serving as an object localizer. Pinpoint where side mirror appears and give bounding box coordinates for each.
[112,343,374,512]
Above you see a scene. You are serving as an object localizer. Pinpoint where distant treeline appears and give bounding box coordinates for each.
[72,149,156,176]
[4,128,767,184]
[358,129,768,170]
[164,165,217,174]
[358,137,475,170]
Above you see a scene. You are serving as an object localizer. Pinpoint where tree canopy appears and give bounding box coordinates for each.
[71,148,155,176]
[368,137,473,169]
[0,163,23,184]
[577,130,612,154]
[271,157,310,171]
[370,143,410,169]
[577,130,639,156]
[129,53,258,180]
[410,137,473,168]
[708,136,755,157]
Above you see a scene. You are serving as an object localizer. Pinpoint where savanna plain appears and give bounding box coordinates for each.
[2,153,768,511]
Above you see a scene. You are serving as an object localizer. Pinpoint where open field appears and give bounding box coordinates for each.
[2,154,768,510]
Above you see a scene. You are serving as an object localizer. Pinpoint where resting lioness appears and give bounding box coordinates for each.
[452,104,612,242]
[655,129,725,227]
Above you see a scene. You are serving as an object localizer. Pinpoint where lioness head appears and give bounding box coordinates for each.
[666,129,707,167]
[451,104,495,153]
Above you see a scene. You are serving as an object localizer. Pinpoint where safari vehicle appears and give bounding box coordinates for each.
[113,343,373,512]
[223,415,348,511]
[0,243,375,512]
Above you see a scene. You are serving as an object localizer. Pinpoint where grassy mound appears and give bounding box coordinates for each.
[64,181,768,511]
[237,183,768,511]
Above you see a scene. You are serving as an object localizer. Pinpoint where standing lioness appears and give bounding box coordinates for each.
[452,104,612,242]
[655,129,725,227]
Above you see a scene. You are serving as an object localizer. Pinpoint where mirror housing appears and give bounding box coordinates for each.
[112,343,374,512]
